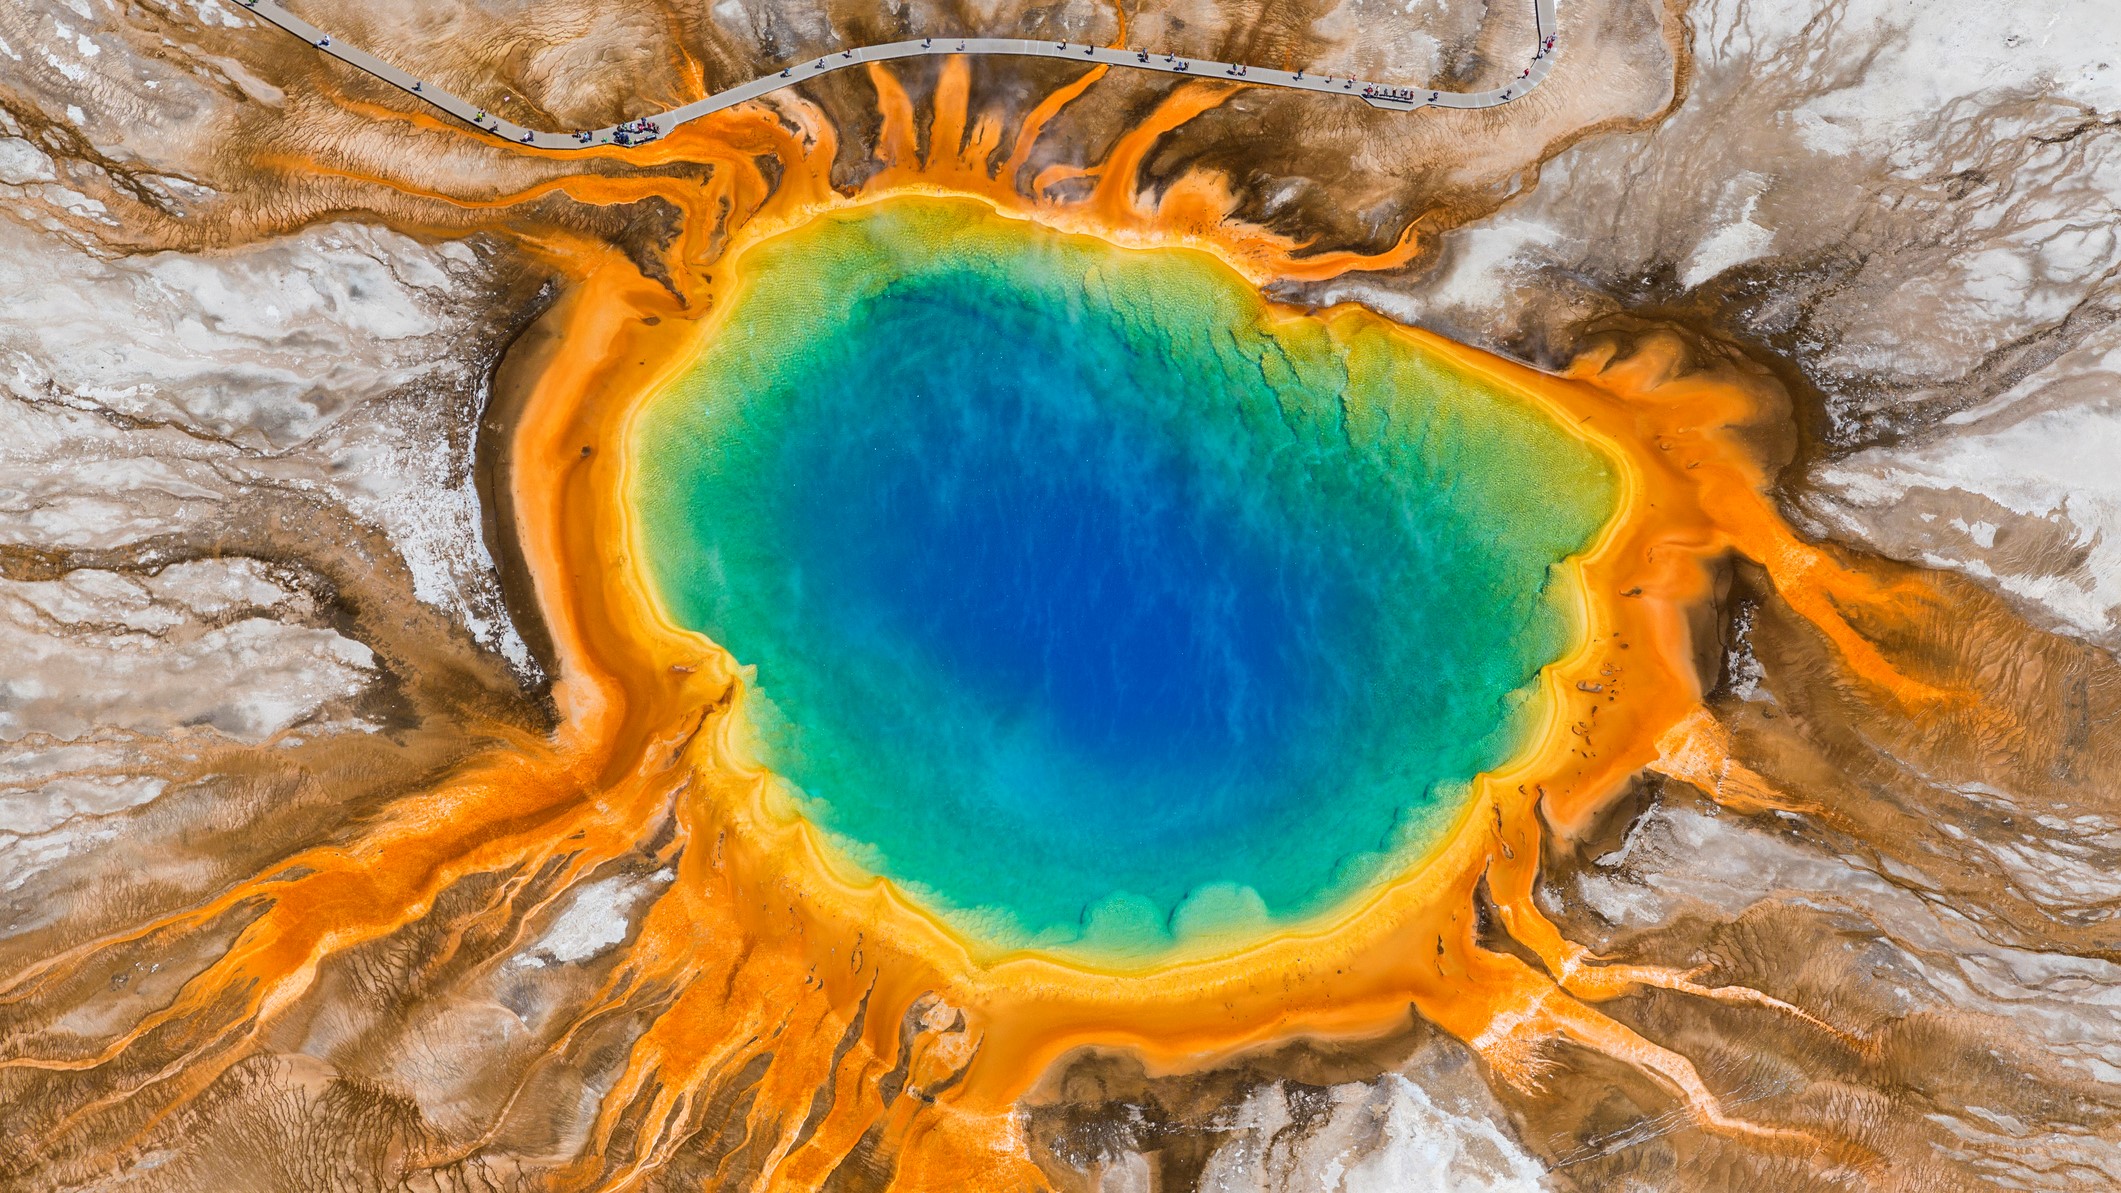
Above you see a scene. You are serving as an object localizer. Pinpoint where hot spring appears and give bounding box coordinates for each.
[631,197,1616,960]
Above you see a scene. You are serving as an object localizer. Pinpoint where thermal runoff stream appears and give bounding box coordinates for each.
[631,198,1617,959]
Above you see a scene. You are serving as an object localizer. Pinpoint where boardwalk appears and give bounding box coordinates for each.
[235,0,1561,151]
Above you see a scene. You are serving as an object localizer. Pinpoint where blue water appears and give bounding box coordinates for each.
[776,293,1347,808]
[633,199,1615,957]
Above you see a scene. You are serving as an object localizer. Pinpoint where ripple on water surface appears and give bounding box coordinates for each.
[633,198,1617,960]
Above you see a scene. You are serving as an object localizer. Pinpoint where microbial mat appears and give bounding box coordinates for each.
[633,198,1616,959]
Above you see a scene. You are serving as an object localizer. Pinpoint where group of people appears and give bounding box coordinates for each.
[1361,85,1424,104]
[610,117,661,146]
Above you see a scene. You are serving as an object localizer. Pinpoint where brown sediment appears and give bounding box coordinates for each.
[0,54,1975,1189]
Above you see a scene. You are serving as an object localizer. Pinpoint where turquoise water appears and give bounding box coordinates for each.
[633,199,1615,958]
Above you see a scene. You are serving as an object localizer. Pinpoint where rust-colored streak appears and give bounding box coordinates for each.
[1086,82,1237,219]
[928,56,971,171]
[999,63,1106,188]
[658,3,711,105]
[869,62,921,170]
